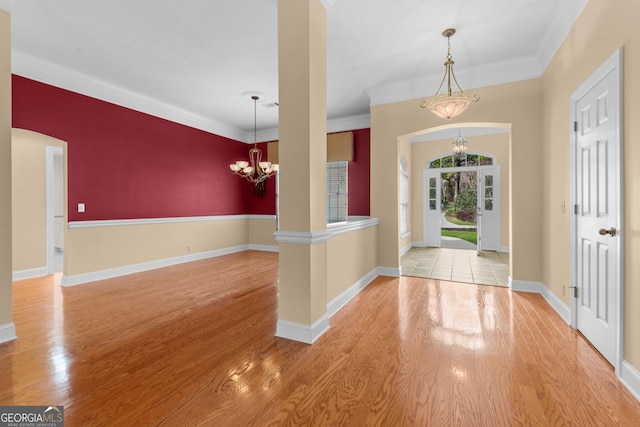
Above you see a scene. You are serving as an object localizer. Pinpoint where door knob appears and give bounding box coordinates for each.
[599,227,616,236]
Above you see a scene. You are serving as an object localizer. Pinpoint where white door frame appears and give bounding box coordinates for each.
[46,145,64,275]
[570,48,624,373]
[423,154,500,250]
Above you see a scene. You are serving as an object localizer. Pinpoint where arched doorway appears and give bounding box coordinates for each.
[399,123,511,286]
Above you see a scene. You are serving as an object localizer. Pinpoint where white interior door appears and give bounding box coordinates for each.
[477,166,500,252]
[424,169,441,247]
[572,50,621,367]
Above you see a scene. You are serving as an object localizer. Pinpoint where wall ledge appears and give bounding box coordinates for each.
[0,322,17,344]
[68,214,252,228]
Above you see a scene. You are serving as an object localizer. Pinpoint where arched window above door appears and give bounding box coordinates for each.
[429,153,494,169]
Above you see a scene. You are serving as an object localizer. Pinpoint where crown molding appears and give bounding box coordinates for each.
[254,113,370,143]
[366,55,543,107]
[536,0,589,70]
[12,50,247,142]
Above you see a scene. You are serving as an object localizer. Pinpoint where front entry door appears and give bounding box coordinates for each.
[424,169,441,247]
[477,166,499,252]
[573,50,621,366]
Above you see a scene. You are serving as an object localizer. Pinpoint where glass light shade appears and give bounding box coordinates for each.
[428,95,472,119]
[259,161,271,170]
[237,161,249,169]
[229,164,240,172]
[271,164,279,172]
[243,166,254,175]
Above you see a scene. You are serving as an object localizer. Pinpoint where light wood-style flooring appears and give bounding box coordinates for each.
[1,250,640,426]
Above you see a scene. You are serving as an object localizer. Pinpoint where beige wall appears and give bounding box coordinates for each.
[65,218,249,276]
[0,10,12,331]
[371,79,542,281]
[541,0,640,368]
[248,217,277,248]
[410,132,510,249]
[327,226,377,302]
[11,129,66,272]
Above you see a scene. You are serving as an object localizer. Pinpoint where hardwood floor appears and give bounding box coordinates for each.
[1,250,639,426]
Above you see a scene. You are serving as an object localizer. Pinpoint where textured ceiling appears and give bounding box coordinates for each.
[0,0,588,141]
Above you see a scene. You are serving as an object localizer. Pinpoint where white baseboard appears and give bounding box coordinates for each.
[400,242,412,256]
[275,316,330,344]
[248,244,279,252]
[12,267,49,281]
[509,279,571,324]
[498,245,510,253]
[411,241,427,248]
[61,245,250,287]
[0,322,17,343]
[327,268,378,317]
[509,278,543,293]
[540,284,571,324]
[377,266,401,278]
[621,360,640,403]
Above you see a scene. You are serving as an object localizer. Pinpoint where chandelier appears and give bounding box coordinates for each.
[229,95,279,187]
[420,28,479,119]
[452,130,468,157]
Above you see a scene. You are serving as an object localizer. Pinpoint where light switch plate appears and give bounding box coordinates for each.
[78,203,85,213]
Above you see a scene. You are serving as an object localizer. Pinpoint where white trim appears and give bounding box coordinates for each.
[509,279,571,325]
[411,241,427,248]
[68,214,249,229]
[509,278,543,293]
[327,217,379,236]
[620,360,640,403]
[61,245,249,287]
[400,241,412,256]
[569,48,624,374]
[248,244,278,252]
[327,268,378,317]
[274,229,332,244]
[248,215,277,221]
[498,245,510,253]
[366,55,542,107]
[12,267,49,281]
[0,322,17,344]
[536,0,589,70]
[275,316,330,344]
[540,284,571,325]
[12,50,247,142]
[377,266,401,278]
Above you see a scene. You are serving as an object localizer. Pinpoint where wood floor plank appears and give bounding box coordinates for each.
[1,251,640,426]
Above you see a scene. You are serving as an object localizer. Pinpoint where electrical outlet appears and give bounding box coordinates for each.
[78,203,85,213]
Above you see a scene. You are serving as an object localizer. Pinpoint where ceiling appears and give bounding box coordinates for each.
[0,0,588,142]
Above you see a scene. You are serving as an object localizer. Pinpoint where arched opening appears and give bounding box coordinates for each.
[398,122,511,286]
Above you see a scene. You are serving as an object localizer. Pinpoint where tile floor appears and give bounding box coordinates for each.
[401,247,509,287]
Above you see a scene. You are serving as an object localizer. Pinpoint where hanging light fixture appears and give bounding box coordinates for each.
[229,95,279,189]
[420,28,479,119]
[452,129,468,158]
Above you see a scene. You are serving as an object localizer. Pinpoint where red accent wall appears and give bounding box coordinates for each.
[12,75,251,221]
[349,128,371,216]
[12,75,370,220]
[247,129,371,216]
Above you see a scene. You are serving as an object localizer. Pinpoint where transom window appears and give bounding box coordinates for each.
[429,153,493,169]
